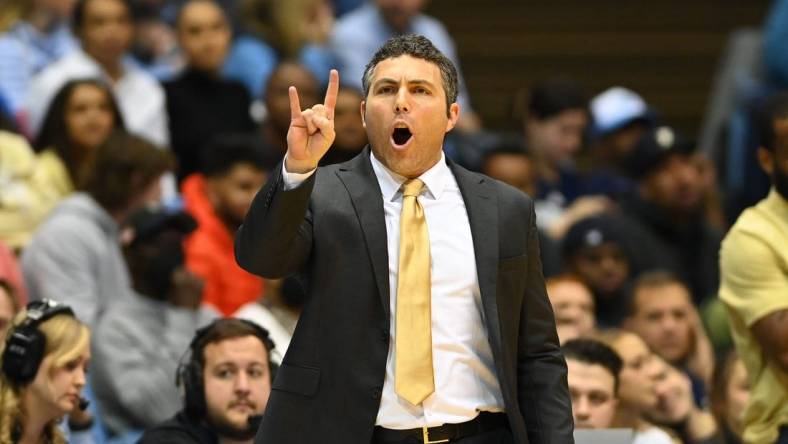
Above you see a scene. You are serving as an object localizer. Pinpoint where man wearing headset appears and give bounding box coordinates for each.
[139,318,275,444]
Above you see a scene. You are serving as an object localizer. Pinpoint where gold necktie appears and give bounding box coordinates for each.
[395,179,434,405]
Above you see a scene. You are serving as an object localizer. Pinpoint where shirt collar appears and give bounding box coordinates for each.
[369,150,449,202]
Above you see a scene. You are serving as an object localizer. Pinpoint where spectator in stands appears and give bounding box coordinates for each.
[320,86,367,165]
[546,276,596,344]
[139,318,274,444]
[710,351,749,444]
[331,0,480,131]
[0,299,92,444]
[594,329,674,444]
[480,142,562,276]
[235,275,308,364]
[165,0,255,181]
[0,0,77,120]
[92,208,217,437]
[587,86,655,176]
[224,0,335,100]
[182,136,276,316]
[563,338,622,429]
[648,358,721,444]
[21,131,174,328]
[0,80,123,250]
[259,61,320,155]
[719,92,788,444]
[624,272,716,394]
[614,125,722,305]
[0,279,19,338]
[0,241,26,303]
[27,0,169,146]
[519,79,615,240]
[562,215,632,327]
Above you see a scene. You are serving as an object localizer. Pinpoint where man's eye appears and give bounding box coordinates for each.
[377,86,394,94]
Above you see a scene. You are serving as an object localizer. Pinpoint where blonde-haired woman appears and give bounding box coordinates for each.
[0,299,92,444]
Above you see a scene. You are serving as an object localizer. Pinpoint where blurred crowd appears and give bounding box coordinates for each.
[0,0,787,443]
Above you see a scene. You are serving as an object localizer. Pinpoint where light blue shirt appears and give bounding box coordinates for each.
[330,2,473,112]
[0,21,77,114]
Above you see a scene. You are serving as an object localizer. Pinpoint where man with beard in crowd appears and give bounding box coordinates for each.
[139,318,274,444]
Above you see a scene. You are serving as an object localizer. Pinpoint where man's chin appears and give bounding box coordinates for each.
[206,413,257,441]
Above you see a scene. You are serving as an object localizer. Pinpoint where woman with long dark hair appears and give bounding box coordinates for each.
[0,79,123,250]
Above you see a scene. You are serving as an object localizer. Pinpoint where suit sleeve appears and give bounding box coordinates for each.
[517,199,575,443]
[235,162,316,279]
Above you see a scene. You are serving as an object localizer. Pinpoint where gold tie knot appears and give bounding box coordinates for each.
[402,179,424,198]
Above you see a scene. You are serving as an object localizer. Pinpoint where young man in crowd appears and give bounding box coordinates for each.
[27,0,169,146]
[91,208,218,438]
[624,271,716,393]
[562,215,632,327]
[613,125,722,304]
[164,0,255,180]
[563,338,622,430]
[21,130,174,328]
[139,318,274,443]
[258,61,319,155]
[481,142,561,276]
[319,86,368,166]
[720,92,788,444]
[546,276,596,344]
[182,137,276,316]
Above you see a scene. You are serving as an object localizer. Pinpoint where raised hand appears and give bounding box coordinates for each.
[285,69,339,173]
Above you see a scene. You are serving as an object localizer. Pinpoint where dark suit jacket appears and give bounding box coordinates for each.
[235,149,574,444]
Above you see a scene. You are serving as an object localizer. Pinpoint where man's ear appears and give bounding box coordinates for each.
[445,102,460,132]
[757,147,775,176]
[360,101,366,128]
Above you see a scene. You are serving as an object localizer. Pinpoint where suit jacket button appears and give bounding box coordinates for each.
[372,388,381,400]
[381,329,389,342]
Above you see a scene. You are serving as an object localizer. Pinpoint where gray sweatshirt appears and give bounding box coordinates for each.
[91,293,217,434]
[21,193,131,328]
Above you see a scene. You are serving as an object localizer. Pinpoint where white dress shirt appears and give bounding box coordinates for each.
[26,49,169,147]
[283,152,504,429]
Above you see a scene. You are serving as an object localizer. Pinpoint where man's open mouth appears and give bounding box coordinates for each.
[391,127,413,146]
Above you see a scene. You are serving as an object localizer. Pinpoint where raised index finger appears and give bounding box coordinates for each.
[323,69,339,119]
[289,86,302,120]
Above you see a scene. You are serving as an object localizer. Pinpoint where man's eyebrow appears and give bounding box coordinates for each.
[372,78,437,88]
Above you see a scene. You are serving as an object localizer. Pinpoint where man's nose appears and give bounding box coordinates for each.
[235,372,251,393]
[574,397,590,418]
[394,88,410,113]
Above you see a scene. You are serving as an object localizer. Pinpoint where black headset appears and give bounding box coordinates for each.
[1,299,76,385]
[176,318,276,419]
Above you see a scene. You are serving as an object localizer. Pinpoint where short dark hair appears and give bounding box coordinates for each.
[193,318,274,368]
[82,130,175,213]
[757,91,788,152]
[201,135,279,178]
[73,0,134,32]
[527,78,588,121]
[625,270,687,316]
[362,34,458,115]
[35,79,125,185]
[563,338,623,394]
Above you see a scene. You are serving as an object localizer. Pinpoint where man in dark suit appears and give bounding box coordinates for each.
[236,35,573,444]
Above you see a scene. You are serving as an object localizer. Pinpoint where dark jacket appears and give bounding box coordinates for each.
[138,411,217,444]
[235,149,574,444]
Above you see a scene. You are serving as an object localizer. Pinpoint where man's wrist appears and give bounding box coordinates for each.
[284,156,318,174]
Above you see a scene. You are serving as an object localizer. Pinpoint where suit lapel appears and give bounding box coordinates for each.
[449,162,504,361]
[336,148,391,319]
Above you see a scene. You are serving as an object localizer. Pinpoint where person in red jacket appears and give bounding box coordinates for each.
[182,135,278,315]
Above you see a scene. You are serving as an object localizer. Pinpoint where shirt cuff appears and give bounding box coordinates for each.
[281,154,317,190]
